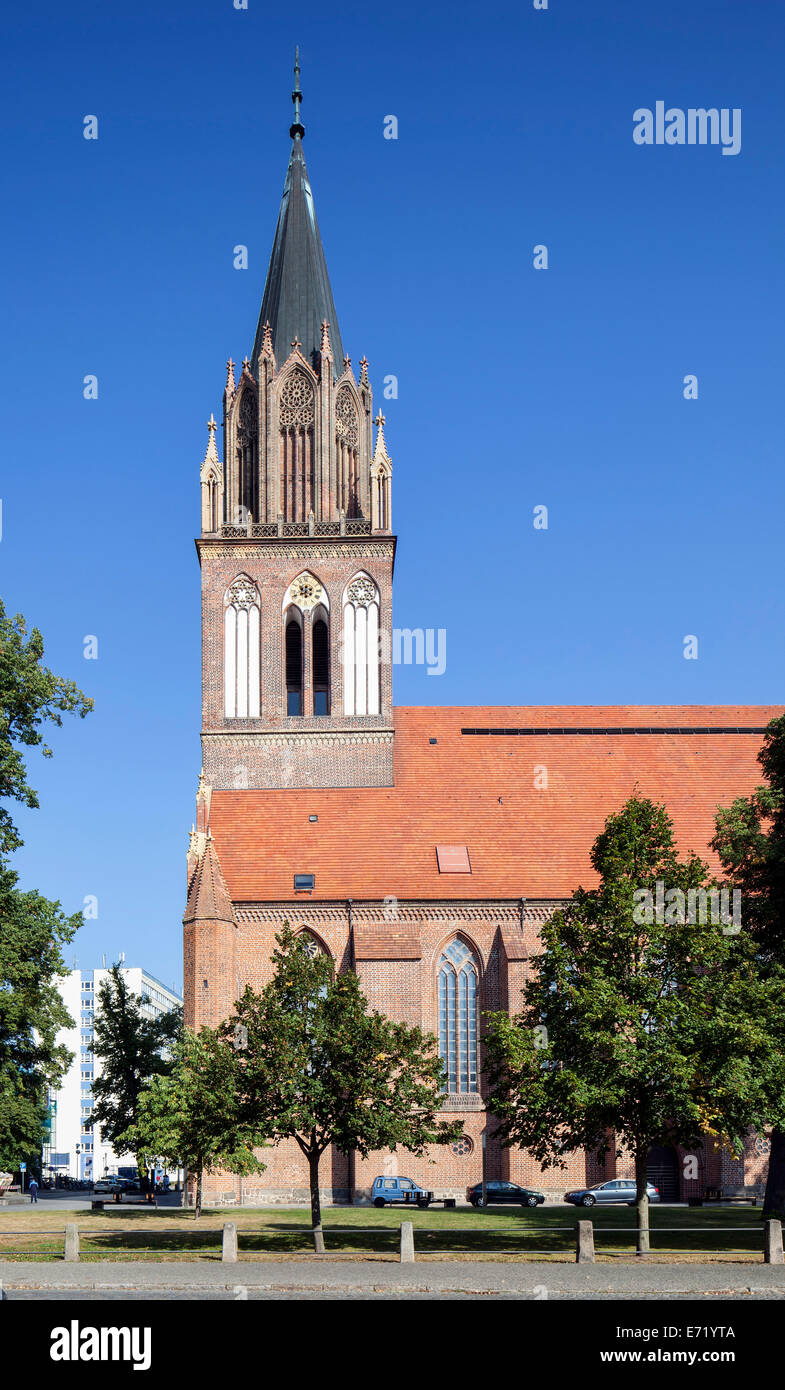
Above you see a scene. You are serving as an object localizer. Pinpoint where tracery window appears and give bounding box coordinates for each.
[223,575,260,718]
[279,369,315,522]
[342,573,380,716]
[438,939,479,1094]
[236,388,258,521]
[335,387,360,517]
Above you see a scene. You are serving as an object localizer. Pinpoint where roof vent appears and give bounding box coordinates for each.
[429,738,438,745]
[309,815,318,823]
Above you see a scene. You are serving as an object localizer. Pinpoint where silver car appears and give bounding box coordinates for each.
[565,1179,660,1207]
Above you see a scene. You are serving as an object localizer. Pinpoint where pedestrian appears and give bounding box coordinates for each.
[29,1178,39,1204]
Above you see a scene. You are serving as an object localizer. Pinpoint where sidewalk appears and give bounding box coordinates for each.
[3,1260,785,1298]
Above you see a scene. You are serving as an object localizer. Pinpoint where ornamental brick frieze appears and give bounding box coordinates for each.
[202,731,394,748]
[235,906,353,926]
[197,541,395,562]
[233,901,561,923]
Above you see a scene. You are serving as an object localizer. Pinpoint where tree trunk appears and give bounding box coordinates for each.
[635,1146,650,1256]
[195,1164,203,1221]
[308,1144,325,1255]
[763,1128,785,1218]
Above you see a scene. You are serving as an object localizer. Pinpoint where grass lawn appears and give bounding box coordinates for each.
[0,1204,768,1262]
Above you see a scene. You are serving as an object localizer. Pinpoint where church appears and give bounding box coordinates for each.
[183,61,779,1206]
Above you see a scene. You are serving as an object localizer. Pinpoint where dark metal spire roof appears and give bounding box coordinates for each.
[251,52,344,371]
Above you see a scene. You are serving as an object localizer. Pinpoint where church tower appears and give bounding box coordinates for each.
[197,52,395,792]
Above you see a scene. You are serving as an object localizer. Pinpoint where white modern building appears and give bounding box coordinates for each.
[44,964,182,1182]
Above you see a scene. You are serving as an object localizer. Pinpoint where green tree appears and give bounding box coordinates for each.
[224,926,460,1251]
[0,599,92,855]
[0,598,91,1171]
[127,1028,266,1218]
[91,965,182,1175]
[0,862,81,1169]
[484,795,785,1253]
[712,713,785,1216]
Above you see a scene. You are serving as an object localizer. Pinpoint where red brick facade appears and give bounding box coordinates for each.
[184,117,778,1208]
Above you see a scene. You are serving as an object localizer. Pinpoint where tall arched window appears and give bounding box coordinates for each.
[335,387,360,517]
[342,573,380,716]
[312,607,329,715]
[224,576,260,718]
[236,388,258,521]
[282,573,329,717]
[438,939,479,1094]
[285,611,303,715]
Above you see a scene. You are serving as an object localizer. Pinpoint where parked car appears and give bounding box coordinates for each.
[467,1180,546,1208]
[93,1178,123,1194]
[564,1179,660,1207]
[372,1176,433,1208]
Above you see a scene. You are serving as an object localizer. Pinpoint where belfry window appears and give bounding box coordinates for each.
[223,576,260,718]
[438,939,479,1094]
[286,614,303,716]
[312,612,329,715]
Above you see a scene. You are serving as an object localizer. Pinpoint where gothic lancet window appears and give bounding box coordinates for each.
[342,574,380,716]
[279,369,315,522]
[283,572,328,717]
[285,612,303,715]
[335,387,360,518]
[437,939,479,1094]
[223,576,260,718]
[236,389,259,522]
[312,608,329,715]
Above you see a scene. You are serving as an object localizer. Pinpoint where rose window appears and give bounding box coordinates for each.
[279,371,314,428]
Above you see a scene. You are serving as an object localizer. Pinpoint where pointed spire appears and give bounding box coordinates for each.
[201,414,219,461]
[183,834,234,926]
[373,410,391,464]
[320,319,334,362]
[260,321,275,361]
[251,55,344,369]
[359,355,369,386]
[200,416,221,485]
[225,359,236,395]
[290,45,305,140]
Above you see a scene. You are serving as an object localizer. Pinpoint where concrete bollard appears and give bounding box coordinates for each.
[400,1221,415,1264]
[764,1219,784,1265]
[64,1224,79,1263]
[222,1222,238,1263]
[576,1220,595,1264]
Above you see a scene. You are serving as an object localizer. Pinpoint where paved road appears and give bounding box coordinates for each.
[2,1260,784,1300]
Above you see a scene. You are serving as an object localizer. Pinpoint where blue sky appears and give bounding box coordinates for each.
[2,0,783,991]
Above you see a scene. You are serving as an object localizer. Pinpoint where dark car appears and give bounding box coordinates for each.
[467,1180,545,1208]
[565,1179,660,1207]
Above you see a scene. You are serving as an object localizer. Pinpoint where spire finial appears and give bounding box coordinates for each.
[290,45,305,140]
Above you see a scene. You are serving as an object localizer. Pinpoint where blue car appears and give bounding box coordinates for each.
[372,1176,433,1208]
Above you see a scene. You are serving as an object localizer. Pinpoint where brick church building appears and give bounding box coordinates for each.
[183,65,779,1205]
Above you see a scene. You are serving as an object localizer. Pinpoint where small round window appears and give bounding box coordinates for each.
[754,1136,771,1156]
[450,1136,474,1157]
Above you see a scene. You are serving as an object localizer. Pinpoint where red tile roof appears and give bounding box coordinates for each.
[208,706,781,903]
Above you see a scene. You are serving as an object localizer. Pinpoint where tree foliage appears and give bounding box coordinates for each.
[0,598,92,854]
[712,713,785,1215]
[484,795,785,1251]
[223,926,460,1246]
[0,860,80,1168]
[90,965,182,1160]
[127,1028,266,1218]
